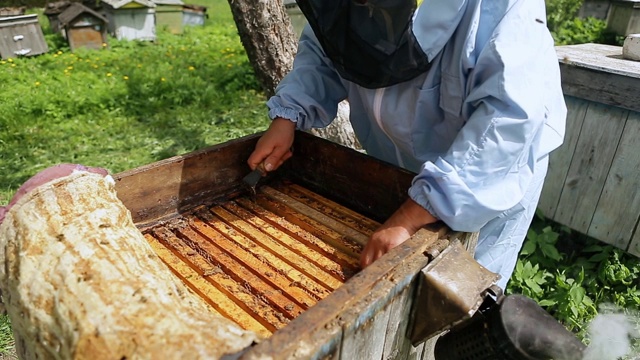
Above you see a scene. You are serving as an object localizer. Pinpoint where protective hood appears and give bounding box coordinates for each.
[296,0,432,88]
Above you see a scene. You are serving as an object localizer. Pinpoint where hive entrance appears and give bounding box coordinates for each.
[143,181,379,338]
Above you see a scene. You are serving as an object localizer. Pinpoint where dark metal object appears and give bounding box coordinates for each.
[409,240,500,345]
[434,292,587,360]
[242,162,266,197]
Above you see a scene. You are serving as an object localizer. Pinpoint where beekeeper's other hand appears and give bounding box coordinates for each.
[360,198,437,268]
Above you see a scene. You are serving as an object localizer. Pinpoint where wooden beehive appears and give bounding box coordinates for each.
[0,14,48,60]
[100,0,156,41]
[113,131,467,359]
[58,3,109,51]
[539,44,640,257]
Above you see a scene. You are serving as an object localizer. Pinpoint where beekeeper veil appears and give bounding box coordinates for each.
[296,0,431,89]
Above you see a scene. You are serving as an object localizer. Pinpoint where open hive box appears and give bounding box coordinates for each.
[113,131,466,360]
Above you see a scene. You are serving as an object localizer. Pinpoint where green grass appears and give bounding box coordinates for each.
[0,0,270,205]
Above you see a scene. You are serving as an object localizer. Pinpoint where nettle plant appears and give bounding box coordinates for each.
[507,212,640,341]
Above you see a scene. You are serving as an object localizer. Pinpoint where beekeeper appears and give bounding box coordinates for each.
[248,0,566,289]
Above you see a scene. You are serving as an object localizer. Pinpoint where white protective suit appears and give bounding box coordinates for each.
[267,0,566,288]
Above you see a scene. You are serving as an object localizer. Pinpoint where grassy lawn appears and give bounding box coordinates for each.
[0,0,638,357]
[0,0,270,205]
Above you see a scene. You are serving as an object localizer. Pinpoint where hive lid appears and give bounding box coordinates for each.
[101,0,156,9]
[58,3,108,27]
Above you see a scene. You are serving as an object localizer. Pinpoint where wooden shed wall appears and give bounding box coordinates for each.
[539,44,640,257]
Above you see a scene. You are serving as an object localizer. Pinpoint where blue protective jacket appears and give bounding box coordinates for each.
[267,0,566,287]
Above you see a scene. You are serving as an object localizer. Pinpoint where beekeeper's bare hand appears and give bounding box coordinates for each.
[248,117,296,173]
[360,198,437,268]
[0,164,108,225]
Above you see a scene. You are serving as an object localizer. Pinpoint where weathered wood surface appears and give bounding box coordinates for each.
[589,110,640,256]
[114,134,260,227]
[554,102,627,234]
[556,44,640,113]
[540,45,640,255]
[285,131,415,223]
[0,172,258,360]
[539,97,588,217]
[112,131,461,359]
[238,226,446,359]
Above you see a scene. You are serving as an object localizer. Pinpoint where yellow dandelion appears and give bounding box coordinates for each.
[227,64,232,68]
[0,61,5,65]
[102,43,107,47]
[180,47,186,51]
[64,69,68,73]
[67,66,73,70]
[188,66,195,71]
[11,64,16,68]
[123,75,129,80]
[106,72,112,77]
[161,77,166,82]
[8,58,13,63]
[35,81,41,86]
[137,64,142,68]
[57,51,62,55]
[93,64,99,69]
[53,54,58,58]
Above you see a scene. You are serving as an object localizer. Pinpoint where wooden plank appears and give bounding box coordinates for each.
[143,233,276,338]
[174,225,305,320]
[152,227,287,333]
[253,193,364,259]
[201,207,335,297]
[189,215,319,309]
[260,185,370,246]
[221,201,355,281]
[238,226,444,360]
[381,286,416,360]
[554,103,628,234]
[538,96,588,219]
[630,221,640,257]
[113,133,261,226]
[589,111,640,250]
[558,64,640,113]
[556,44,640,112]
[286,131,416,223]
[272,182,381,234]
[339,295,392,360]
[556,44,640,79]
[235,197,360,270]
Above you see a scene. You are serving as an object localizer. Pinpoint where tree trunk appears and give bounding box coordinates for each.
[0,172,258,360]
[226,0,361,150]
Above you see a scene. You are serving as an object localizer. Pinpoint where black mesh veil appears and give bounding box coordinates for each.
[296,0,432,88]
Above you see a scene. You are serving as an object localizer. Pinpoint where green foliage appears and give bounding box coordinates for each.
[508,214,640,341]
[545,0,621,45]
[0,10,269,205]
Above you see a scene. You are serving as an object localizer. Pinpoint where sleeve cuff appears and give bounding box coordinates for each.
[268,107,302,125]
[408,185,440,221]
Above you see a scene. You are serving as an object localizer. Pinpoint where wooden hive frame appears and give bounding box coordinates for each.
[114,131,465,360]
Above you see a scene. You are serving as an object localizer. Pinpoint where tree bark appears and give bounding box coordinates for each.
[226,0,361,150]
[0,172,258,360]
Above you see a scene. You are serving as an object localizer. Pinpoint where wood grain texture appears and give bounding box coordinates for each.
[556,44,640,113]
[538,96,588,218]
[0,172,258,360]
[589,111,640,250]
[238,226,445,360]
[554,103,628,234]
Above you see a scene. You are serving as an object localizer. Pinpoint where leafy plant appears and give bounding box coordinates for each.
[508,213,640,342]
